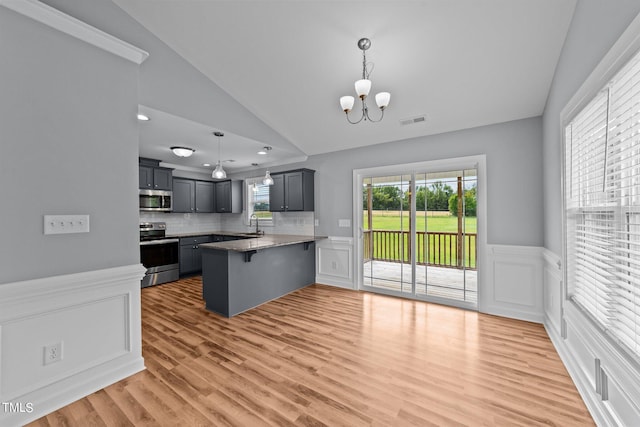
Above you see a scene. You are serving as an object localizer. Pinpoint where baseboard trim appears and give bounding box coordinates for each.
[544,321,610,426]
[4,357,144,426]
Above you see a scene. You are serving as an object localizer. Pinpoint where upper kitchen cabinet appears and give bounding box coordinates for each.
[139,158,172,190]
[269,169,314,212]
[172,178,195,213]
[195,181,215,213]
[215,180,242,213]
[173,178,216,213]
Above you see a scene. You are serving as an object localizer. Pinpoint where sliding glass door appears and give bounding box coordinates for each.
[360,167,478,309]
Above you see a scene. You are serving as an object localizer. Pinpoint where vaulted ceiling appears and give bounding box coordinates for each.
[114,0,576,170]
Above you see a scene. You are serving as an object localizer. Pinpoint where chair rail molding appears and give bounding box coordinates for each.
[0,264,146,426]
[0,0,149,64]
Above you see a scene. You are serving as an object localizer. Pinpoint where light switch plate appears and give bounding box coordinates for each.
[44,215,90,235]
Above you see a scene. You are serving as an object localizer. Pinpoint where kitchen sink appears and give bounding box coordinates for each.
[243,232,264,237]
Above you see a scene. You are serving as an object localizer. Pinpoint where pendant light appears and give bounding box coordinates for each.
[212,131,227,179]
[263,171,274,185]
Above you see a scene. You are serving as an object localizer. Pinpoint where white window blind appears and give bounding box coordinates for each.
[565,50,640,359]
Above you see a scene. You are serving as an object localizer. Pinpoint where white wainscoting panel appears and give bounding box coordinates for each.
[548,303,640,426]
[0,264,146,426]
[542,248,640,425]
[316,237,355,289]
[481,245,544,323]
[542,249,563,338]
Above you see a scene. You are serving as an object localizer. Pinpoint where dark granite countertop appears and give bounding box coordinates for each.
[199,234,326,253]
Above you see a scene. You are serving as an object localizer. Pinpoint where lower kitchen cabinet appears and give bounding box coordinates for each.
[179,236,212,275]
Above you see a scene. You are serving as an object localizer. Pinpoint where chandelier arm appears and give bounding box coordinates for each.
[345,109,365,124]
[366,107,385,123]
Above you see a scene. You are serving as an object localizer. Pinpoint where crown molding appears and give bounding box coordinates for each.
[0,0,149,64]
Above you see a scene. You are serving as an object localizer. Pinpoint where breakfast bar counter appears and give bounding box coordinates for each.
[200,234,325,317]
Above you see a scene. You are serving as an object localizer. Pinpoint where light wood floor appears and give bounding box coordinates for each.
[29,277,594,426]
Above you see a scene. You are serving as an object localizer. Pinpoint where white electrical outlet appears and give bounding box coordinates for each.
[44,215,90,235]
[338,219,351,228]
[43,342,63,365]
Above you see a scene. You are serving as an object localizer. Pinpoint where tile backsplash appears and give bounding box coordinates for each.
[139,211,314,236]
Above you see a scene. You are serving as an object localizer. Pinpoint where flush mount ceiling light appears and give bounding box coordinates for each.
[170,146,195,157]
[257,146,272,155]
[339,38,390,124]
[211,131,227,179]
[137,113,150,121]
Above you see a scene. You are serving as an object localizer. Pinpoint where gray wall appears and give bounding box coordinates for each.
[0,7,140,283]
[260,116,544,246]
[542,0,640,255]
[42,0,301,156]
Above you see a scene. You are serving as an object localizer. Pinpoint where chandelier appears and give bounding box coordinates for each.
[339,38,390,124]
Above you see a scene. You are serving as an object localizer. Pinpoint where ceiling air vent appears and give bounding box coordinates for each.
[400,115,427,126]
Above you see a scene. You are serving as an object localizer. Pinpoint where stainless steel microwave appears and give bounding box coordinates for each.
[139,189,172,212]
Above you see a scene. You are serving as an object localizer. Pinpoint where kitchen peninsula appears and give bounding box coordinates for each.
[200,234,325,317]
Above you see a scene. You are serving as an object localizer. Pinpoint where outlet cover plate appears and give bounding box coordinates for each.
[43,342,63,365]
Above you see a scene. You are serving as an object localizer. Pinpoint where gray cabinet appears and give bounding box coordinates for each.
[173,178,216,213]
[139,165,172,190]
[269,169,314,212]
[172,178,195,213]
[179,236,212,275]
[195,181,215,213]
[215,180,242,213]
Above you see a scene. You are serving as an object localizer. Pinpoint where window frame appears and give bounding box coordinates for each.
[245,176,273,227]
[561,31,640,362]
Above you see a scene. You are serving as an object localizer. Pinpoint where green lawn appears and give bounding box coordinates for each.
[364,212,477,233]
[363,212,477,268]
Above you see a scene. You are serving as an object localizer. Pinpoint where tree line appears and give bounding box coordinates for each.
[363,182,477,216]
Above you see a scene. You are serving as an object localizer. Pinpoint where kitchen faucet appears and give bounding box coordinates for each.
[249,214,262,235]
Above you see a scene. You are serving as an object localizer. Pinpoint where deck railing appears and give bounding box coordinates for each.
[363,230,477,269]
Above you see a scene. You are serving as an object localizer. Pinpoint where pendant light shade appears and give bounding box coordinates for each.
[263,170,274,186]
[212,162,226,179]
[211,131,227,179]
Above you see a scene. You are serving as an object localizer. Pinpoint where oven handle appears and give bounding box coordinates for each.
[140,238,180,246]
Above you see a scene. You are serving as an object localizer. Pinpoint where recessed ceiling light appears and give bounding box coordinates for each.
[203,163,211,167]
[137,113,150,121]
[257,146,272,155]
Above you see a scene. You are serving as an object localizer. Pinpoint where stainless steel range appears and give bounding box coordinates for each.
[140,222,179,287]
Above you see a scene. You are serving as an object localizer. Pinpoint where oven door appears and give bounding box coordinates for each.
[140,238,179,273]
